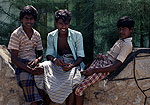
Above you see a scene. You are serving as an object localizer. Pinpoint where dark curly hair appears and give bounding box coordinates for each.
[19,5,38,21]
[117,16,135,29]
[55,9,72,23]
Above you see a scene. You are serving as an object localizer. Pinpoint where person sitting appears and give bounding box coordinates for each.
[34,9,85,105]
[75,16,135,105]
[8,5,48,105]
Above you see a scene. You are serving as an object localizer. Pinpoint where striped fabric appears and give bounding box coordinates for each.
[15,59,42,102]
[8,25,43,61]
[35,54,84,104]
[75,54,112,96]
[16,70,43,102]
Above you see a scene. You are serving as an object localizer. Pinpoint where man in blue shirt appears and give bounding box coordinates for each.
[35,9,85,105]
[46,9,85,70]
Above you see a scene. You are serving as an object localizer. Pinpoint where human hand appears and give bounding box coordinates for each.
[81,68,95,76]
[28,58,39,68]
[54,58,66,67]
[30,66,44,75]
[61,63,74,71]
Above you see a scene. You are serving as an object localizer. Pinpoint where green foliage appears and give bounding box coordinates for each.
[94,0,150,57]
[0,0,94,63]
[1,0,150,63]
[70,0,94,63]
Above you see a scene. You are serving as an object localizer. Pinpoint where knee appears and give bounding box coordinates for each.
[75,87,83,97]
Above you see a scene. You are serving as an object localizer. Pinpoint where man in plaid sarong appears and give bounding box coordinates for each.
[8,5,49,105]
[75,16,135,105]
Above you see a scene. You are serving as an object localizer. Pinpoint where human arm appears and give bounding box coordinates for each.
[45,32,66,66]
[8,33,33,73]
[61,57,84,71]
[11,49,43,75]
[46,56,84,72]
[46,55,66,67]
[28,50,43,68]
[81,60,122,76]
[62,31,85,71]
[28,31,43,68]
[81,39,133,76]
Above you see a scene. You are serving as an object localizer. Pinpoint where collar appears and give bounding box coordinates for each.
[120,37,132,42]
[68,28,71,37]
[20,25,35,34]
[52,28,71,37]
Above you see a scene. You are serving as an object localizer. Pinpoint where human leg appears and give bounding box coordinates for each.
[38,89,51,105]
[16,71,43,104]
[75,73,107,96]
[30,101,39,105]
[75,73,107,105]
[75,94,83,105]
[75,54,112,96]
[66,92,75,105]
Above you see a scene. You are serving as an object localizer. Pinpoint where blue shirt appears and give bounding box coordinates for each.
[46,28,85,69]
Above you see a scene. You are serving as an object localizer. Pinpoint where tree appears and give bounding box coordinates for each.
[94,0,150,57]
[0,0,94,63]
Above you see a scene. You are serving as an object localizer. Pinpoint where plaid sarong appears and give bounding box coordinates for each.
[15,59,42,102]
[75,54,113,96]
[35,54,84,104]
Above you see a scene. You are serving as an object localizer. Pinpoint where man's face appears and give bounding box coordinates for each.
[118,27,133,39]
[21,15,35,29]
[55,19,70,35]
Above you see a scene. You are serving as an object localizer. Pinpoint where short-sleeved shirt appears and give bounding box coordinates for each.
[8,26,43,61]
[46,28,85,59]
[107,37,132,63]
[46,28,85,68]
